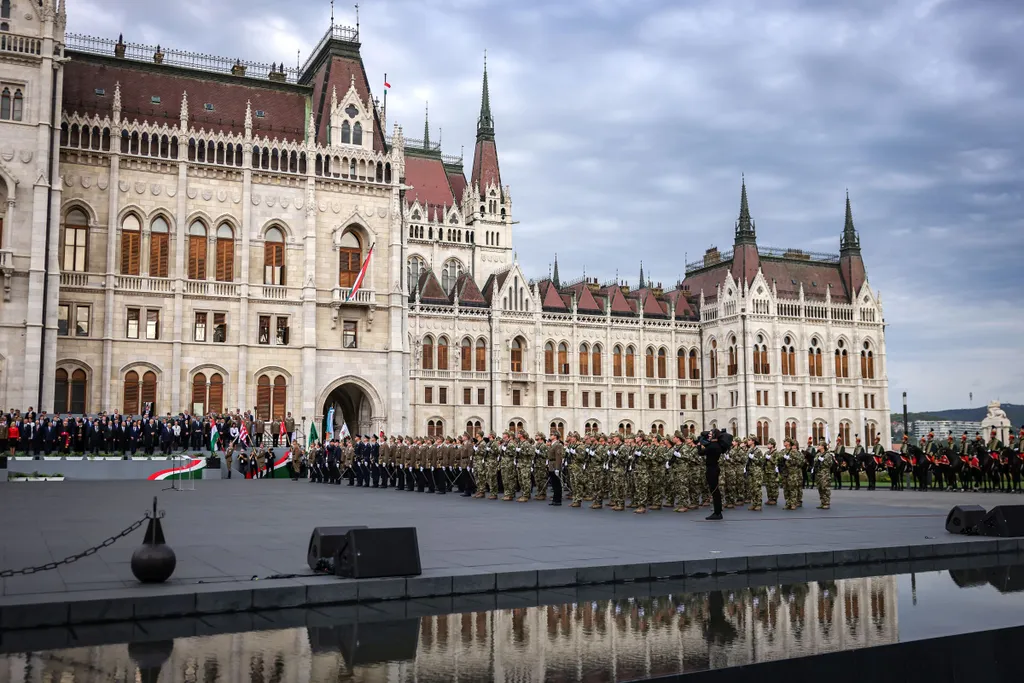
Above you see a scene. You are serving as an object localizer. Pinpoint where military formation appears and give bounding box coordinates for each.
[299,428,858,512]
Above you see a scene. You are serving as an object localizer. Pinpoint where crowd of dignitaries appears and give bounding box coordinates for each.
[301,428,861,518]
[0,406,299,458]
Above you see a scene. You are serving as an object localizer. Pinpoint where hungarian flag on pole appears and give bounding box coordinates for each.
[210,423,219,452]
[384,78,391,89]
[239,423,250,446]
[345,243,374,302]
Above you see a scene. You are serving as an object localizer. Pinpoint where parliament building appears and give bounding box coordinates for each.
[0,1,892,444]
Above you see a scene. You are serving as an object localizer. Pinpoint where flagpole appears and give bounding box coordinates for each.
[383,72,387,126]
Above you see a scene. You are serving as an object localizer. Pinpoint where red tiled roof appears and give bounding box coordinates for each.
[404,156,455,213]
[635,290,668,317]
[481,269,511,304]
[572,284,603,313]
[470,138,501,197]
[416,270,448,303]
[731,243,760,286]
[451,272,487,307]
[447,170,468,204]
[63,55,309,142]
[663,289,696,318]
[539,281,568,311]
[600,286,634,315]
[760,259,848,302]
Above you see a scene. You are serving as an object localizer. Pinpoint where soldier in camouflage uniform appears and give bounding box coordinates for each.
[781,437,802,510]
[590,434,608,509]
[609,434,628,511]
[814,439,835,509]
[500,432,520,501]
[486,433,501,500]
[567,432,585,507]
[633,433,653,514]
[746,435,765,511]
[533,433,549,500]
[763,438,780,505]
[669,433,688,512]
[723,438,743,509]
[647,435,665,511]
[516,433,535,502]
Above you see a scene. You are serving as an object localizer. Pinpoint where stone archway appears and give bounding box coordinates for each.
[318,376,384,439]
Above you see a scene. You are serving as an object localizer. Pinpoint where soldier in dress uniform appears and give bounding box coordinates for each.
[849,436,864,490]
[867,435,883,490]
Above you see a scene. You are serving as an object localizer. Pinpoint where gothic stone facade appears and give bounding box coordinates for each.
[0,2,891,445]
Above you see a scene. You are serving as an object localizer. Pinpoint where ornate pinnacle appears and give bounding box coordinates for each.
[244,100,252,135]
[552,253,560,289]
[639,260,645,289]
[112,81,122,121]
[735,174,755,241]
[476,52,494,141]
[423,102,430,149]
[841,189,860,252]
[307,110,316,142]
[179,91,189,128]
[331,86,338,111]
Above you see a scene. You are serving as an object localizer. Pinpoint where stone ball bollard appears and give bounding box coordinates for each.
[131,496,177,584]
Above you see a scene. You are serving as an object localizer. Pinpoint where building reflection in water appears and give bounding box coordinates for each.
[0,576,898,683]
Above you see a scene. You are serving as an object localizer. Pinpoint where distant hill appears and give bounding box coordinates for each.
[891,404,1024,428]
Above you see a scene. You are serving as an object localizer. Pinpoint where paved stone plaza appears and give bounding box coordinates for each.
[1,480,1021,605]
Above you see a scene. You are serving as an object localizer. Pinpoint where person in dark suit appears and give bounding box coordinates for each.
[698,429,726,520]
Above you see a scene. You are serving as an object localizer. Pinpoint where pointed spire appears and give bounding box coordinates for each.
[179,91,189,131]
[639,261,645,289]
[552,253,560,289]
[331,85,338,112]
[841,189,861,252]
[476,51,494,141]
[307,109,316,143]
[244,100,252,136]
[423,101,430,149]
[735,174,755,241]
[112,81,122,123]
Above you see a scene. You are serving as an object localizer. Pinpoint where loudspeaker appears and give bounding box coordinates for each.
[985,566,1024,594]
[309,620,420,665]
[945,505,987,535]
[335,527,421,578]
[307,525,368,571]
[977,505,1024,538]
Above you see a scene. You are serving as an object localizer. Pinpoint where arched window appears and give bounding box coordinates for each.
[613,345,623,377]
[510,338,524,373]
[62,209,88,272]
[441,259,464,294]
[123,370,140,415]
[840,422,851,446]
[781,336,796,376]
[549,421,565,440]
[192,373,207,415]
[466,420,482,437]
[407,255,425,292]
[592,344,603,376]
[757,420,769,445]
[689,348,700,380]
[508,420,525,435]
[216,224,234,282]
[625,345,636,377]
[727,337,738,376]
[618,422,633,435]
[0,87,9,120]
[209,373,224,415]
[785,420,798,442]
[544,342,555,375]
[476,339,487,372]
[256,375,271,419]
[341,120,351,144]
[264,227,285,285]
[272,376,287,420]
[353,122,363,146]
[0,1,8,20]
[11,88,22,121]
[753,335,769,375]
[709,340,718,379]
[866,422,877,444]
[812,421,826,444]
[730,420,738,437]
[657,348,667,379]
[437,337,450,371]
[338,230,362,287]
[645,347,655,378]
[579,343,590,376]
[677,349,686,379]
[114,214,141,275]
[809,339,823,377]
[584,421,599,436]
[461,338,473,372]
[558,342,569,375]
[650,423,665,436]
[835,340,849,378]
[187,220,207,280]
[422,335,434,370]
[149,217,170,278]
[861,341,875,379]
[141,371,158,414]
[54,369,69,414]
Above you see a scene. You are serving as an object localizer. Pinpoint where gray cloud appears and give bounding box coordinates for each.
[67,0,1024,411]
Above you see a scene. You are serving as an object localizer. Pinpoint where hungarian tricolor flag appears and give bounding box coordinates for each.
[346,243,374,302]
[209,424,219,453]
[384,78,391,89]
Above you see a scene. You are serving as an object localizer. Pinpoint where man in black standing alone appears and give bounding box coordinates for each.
[699,429,725,520]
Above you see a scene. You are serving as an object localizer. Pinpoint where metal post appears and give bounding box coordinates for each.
[902,391,909,441]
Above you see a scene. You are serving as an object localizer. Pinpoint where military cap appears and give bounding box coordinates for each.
[767,438,776,446]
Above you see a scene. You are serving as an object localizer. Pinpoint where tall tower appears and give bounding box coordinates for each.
[469,55,512,279]
[0,0,66,410]
[839,191,866,296]
[731,175,760,285]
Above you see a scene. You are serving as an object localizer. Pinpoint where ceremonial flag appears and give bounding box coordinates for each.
[209,423,219,452]
[309,421,319,447]
[345,243,374,302]
[239,422,250,446]
[379,430,385,440]
[325,406,335,439]
[384,78,391,89]
[339,422,351,439]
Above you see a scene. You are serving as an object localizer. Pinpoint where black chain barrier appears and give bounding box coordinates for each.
[0,514,148,578]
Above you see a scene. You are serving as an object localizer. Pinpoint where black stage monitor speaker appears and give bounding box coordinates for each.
[945,505,987,535]
[309,620,420,665]
[978,505,1024,538]
[335,527,422,578]
[307,525,368,571]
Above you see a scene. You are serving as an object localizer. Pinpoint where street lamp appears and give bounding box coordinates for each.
[302,416,307,448]
[902,392,908,441]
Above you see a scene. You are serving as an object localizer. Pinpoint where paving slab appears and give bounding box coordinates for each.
[0,481,1022,626]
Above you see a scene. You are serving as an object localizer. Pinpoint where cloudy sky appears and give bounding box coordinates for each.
[67,0,1023,413]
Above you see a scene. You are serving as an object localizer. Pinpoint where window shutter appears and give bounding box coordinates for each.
[121,231,140,275]
[191,374,207,414]
[123,371,140,414]
[141,371,157,408]
[150,233,169,277]
[189,235,207,280]
[216,238,234,282]
[272,377,287,420]
[256,376,271,419]
[209,374,224,414]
